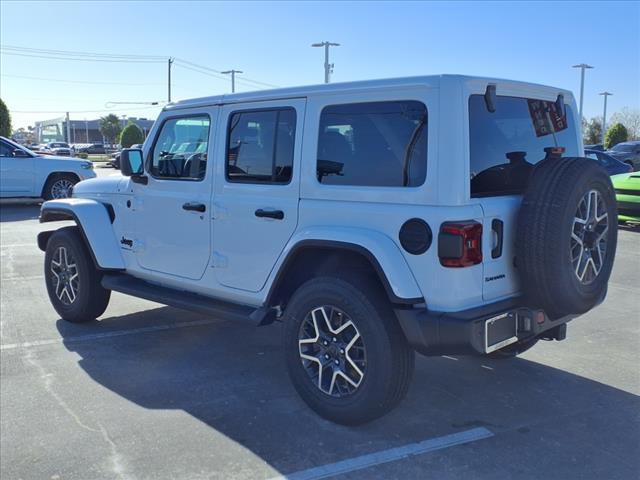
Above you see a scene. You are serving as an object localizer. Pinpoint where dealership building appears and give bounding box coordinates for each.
[34,117,155,144]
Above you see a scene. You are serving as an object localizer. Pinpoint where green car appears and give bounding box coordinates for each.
[611,172,640,224]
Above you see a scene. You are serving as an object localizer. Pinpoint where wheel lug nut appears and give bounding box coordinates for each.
[323,340,328,346]
[332,337,337,342]
[340,349,344,355]
[324,354,329,359]
[334,360,339,365]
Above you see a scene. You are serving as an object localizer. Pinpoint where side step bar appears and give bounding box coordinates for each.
[101,273,269,325]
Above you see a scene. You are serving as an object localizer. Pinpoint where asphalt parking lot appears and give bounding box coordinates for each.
[1,170,639,480]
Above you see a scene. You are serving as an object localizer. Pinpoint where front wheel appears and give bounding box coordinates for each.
[283,276,414,425]
[44,226,111,323]
[43,173,79,200]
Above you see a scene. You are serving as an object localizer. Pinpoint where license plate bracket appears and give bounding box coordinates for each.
[485,312,518,353]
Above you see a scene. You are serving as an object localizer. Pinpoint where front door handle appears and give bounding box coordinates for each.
[183,202,206,213]
[255,209,284,220]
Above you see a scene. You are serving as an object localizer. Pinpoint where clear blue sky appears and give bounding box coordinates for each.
[1,0,638,128]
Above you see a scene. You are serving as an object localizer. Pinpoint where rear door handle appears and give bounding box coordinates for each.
[182,202,206,213]
[255,209,284,220]
[491,219,504,259]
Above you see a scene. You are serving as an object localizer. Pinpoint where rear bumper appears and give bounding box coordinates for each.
[395,298,580,356]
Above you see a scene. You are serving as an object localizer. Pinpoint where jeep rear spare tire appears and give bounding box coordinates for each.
[516,157,617,319]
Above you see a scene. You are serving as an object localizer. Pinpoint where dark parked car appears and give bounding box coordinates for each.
[108,144,142,169]
[606,141,640,171]
[584,143,604,151]
[77,143,106,154]
[585,149,633,176]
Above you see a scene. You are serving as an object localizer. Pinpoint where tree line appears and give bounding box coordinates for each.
[583,107,640,148]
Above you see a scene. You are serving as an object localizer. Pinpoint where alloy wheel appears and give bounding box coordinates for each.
[51,179,74,199]
[50,246,79,305]
[571,189,609,285]
[298,305,366,397]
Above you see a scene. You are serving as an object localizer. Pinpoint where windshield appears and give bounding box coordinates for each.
[3,137,35,156]
[469,94,579,197]
[611,143,634,152]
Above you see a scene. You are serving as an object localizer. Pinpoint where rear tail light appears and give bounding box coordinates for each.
[438,221,483,267]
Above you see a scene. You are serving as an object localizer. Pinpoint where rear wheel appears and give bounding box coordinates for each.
[44,227,110,323]
[283,276,414,425]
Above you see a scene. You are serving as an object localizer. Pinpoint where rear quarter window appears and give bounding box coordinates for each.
[316,100,427,187]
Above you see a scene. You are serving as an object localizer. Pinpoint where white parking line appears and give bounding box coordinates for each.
[0,318,222,351]
[268,427,494,480]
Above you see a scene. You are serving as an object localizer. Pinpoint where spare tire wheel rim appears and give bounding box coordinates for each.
[571,189,609,285]
[298,305,367,397]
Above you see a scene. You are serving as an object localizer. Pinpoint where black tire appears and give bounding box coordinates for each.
[516,157,617,319]
[43,173,79,200]
[487,337,539,359]
[44,226,110,323]
[283,276,414,425]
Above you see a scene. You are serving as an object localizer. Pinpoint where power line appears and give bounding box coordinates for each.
[1,73,165,86]
[1,45,165,60]
[174,58,278,88]
[1,51,164,63]
[10,105,161,114]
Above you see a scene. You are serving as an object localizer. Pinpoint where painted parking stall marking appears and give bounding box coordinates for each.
[268,427,494,480]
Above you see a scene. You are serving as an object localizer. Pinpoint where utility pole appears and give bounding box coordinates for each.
[65,112,71,144]
[599,91,613,145]
[168,57,174,103]
[221,69,243,93]
[85,118,88,142]
[572,63,594,128]
[311,41,340,83]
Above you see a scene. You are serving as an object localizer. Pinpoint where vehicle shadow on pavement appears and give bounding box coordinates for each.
[0,203,41,222]
[56,308,640,478]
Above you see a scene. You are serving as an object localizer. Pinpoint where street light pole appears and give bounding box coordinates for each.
[599,91,613,145]
[168,57,174,103]
[572,63,594,128]
[221,69,243,93]
[311,41,340,83]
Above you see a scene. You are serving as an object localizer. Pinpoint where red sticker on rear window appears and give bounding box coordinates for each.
[527,99,568,137]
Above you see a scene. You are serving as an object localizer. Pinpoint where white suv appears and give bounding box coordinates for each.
[0,136,95,199]
[37,75,617,424]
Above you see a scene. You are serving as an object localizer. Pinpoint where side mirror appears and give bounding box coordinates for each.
[484,84,497,113]
[120,148,147,184]
[12,149,30,158]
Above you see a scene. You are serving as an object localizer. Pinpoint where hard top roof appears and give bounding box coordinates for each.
[165,74,572,111]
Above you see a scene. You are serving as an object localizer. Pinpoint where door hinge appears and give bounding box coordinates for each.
[211,251,228,268]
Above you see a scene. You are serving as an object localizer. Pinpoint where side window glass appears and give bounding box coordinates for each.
[0,141,14,157]
[226,108,296,184]
[316,101,427,187]
[150,116,210,180]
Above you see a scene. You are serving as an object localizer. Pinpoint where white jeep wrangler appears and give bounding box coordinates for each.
[38,75,617,425]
